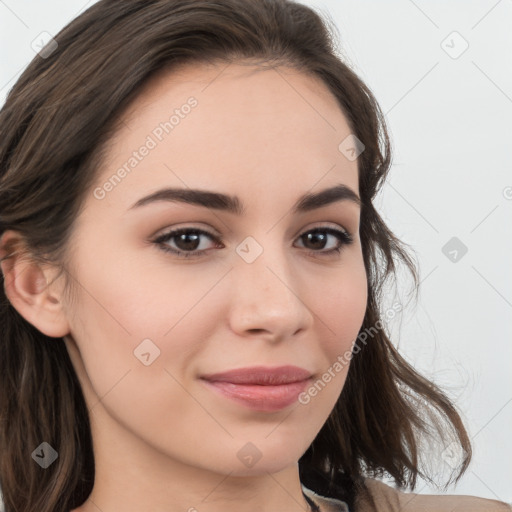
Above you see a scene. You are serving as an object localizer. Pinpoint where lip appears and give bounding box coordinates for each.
[200,365,313,412]
[201,365,313,385]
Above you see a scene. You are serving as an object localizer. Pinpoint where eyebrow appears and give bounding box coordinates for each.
[127,184,361,215]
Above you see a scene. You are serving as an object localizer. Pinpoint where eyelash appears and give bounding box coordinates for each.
[152,225,354,259]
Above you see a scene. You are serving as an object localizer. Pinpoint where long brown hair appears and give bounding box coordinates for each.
[0,1,471,511]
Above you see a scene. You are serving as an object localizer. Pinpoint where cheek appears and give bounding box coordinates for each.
[314,258,368,358]
[66,248,228,391]
[295,257,367,409]
[65,258,228,441]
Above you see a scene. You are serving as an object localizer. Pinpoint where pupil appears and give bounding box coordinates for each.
[305,232,326,249]
[178,232,200,250]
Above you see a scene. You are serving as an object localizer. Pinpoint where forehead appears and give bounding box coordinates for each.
[90,61,359,214]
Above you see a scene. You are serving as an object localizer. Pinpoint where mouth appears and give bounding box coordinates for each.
[200,365,313,412]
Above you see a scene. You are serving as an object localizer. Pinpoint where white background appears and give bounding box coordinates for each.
[1,0,511,506]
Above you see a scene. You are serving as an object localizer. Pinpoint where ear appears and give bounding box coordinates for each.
[0,230,70,338]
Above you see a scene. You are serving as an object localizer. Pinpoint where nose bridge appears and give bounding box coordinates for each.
[228,235,313,338]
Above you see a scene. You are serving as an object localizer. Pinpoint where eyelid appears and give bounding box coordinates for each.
[297,221,352,238]
[152,221,353,244]
[151,220,222,237]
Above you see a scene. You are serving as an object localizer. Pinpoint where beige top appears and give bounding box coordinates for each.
[303,478,512,512]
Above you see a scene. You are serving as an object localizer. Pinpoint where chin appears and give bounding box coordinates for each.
[234,439,306,476]
[184,437,305,477]
[223,456,299,477]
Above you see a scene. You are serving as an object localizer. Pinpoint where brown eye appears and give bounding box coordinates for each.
[152,225,353,260]
[295,227,353,256]
[153,228,221,258]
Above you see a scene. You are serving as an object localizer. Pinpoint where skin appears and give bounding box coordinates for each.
[0,61,367,512]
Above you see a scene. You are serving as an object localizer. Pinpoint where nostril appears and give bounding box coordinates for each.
[248,329,265,334]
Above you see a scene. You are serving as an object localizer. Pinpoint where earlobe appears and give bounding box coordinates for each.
[0,230,70,339]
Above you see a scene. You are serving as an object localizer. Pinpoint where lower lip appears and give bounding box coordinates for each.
[201,379,310,412]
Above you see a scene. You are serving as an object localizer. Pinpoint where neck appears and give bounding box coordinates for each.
[70,401,313,512]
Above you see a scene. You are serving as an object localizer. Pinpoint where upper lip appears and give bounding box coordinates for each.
[200,365,313,385]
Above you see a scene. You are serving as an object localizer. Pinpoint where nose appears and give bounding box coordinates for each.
[227,245,314,343]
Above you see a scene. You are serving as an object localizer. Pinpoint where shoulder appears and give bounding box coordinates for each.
[356,478,512,512]
[302,485,349,512]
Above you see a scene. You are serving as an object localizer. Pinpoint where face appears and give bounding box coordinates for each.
[61,61,367,477]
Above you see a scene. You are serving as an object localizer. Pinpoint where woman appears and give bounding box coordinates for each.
[0,1,509,511]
